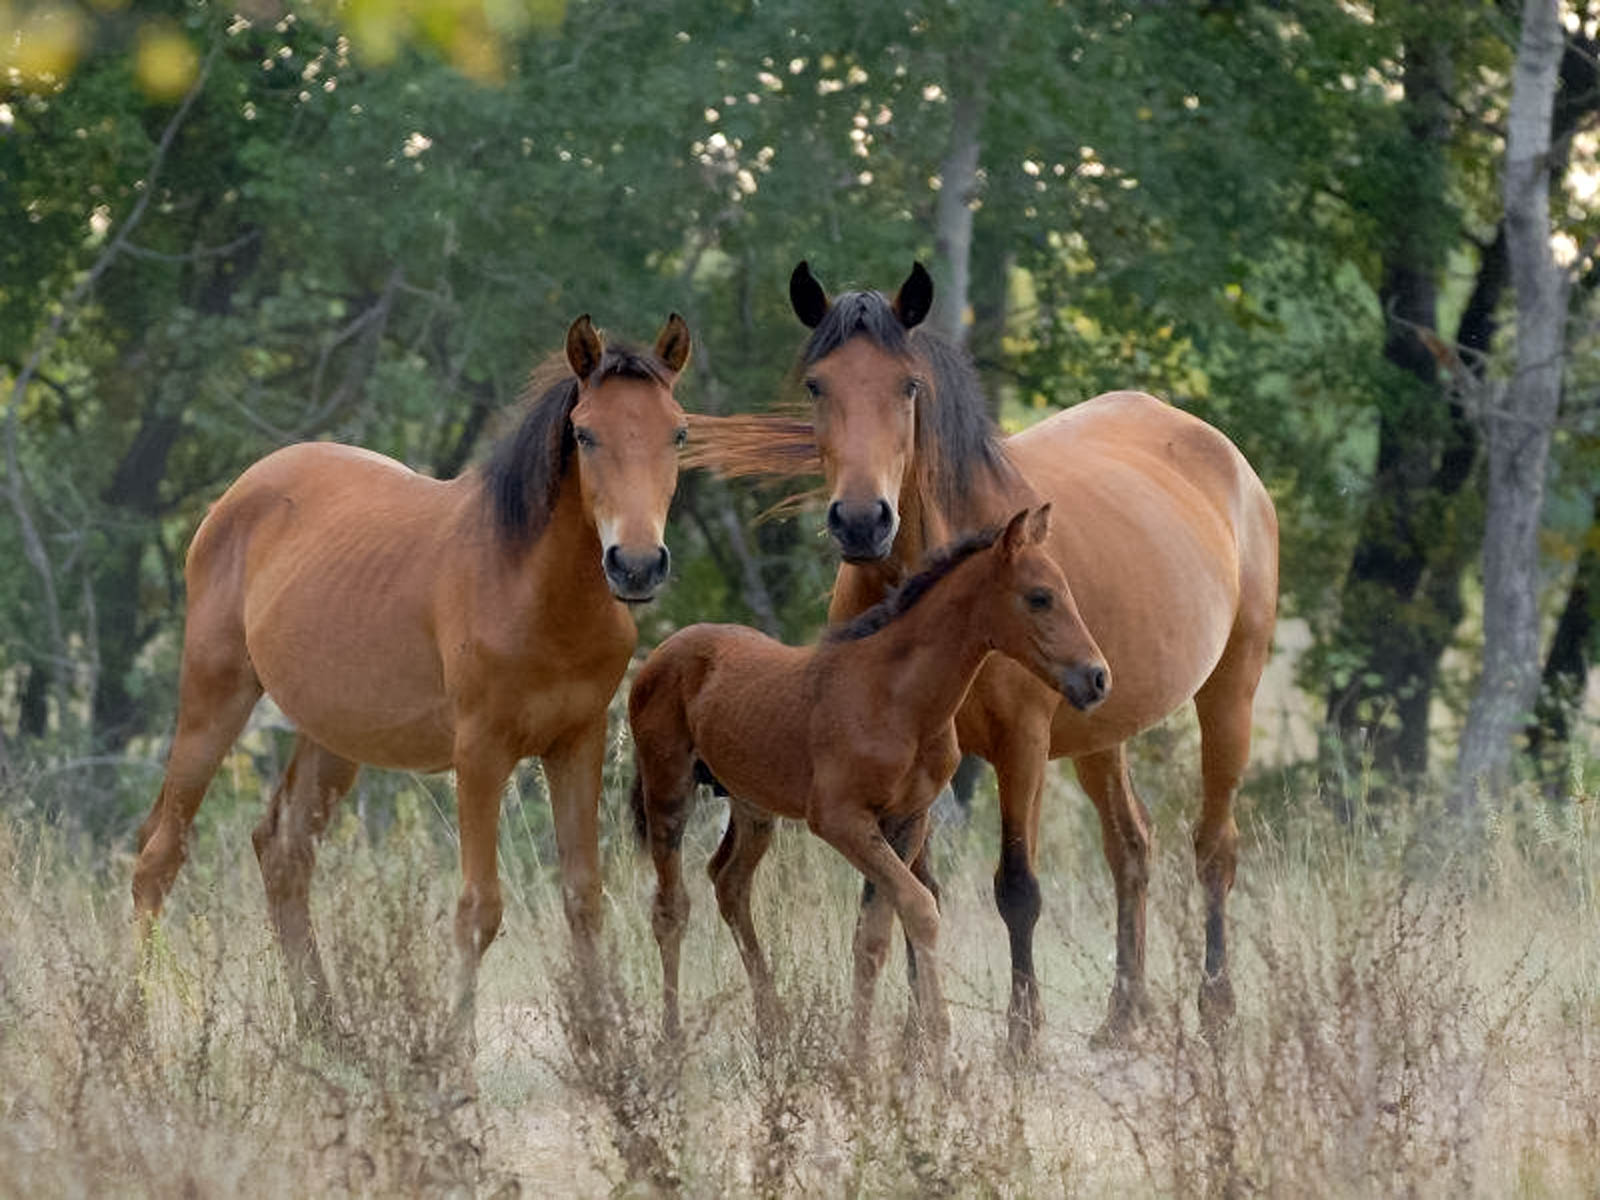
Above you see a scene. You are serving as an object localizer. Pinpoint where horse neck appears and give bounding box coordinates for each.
[488,470,622,634]
[838,557,997,729]
[894,434,1032,573]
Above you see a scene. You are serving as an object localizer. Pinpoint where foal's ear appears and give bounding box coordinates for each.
[790,260,830,329]
[999,507,1032,557]
[893,262,934,330]
[655,312,692,374]
[566,314,604,381]
[1026,503,1052,544]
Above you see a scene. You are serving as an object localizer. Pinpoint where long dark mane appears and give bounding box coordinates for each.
[801,289,1019,530]
[482,343,673,546]
[824,522,1003,643]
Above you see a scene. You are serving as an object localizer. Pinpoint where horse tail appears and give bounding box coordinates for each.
[629,755,649,847]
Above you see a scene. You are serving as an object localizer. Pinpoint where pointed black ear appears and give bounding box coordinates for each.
[790,260,830,329]
[999,507,1031,557]
[566,314,603,381]
[654,312,692,373]
[892,262,933,330]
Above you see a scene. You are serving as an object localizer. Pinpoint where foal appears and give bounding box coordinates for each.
[630,506,1108,1057]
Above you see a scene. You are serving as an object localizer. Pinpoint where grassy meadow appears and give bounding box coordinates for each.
[2,715,1599,1198]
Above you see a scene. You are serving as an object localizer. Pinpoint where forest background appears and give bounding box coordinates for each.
[2,0,1599,834]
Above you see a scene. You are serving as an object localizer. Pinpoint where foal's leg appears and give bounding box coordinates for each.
[639,753,696,1040]
[810,803,947,1061]
[1191,628,1270,1038]
[708,799,780,1035]
[133,609,263,923]
[251,735,358,1031]
[1073,745,1154,1048]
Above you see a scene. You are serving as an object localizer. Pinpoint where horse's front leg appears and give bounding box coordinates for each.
[450,732,519,1048]
[542,718,609,983]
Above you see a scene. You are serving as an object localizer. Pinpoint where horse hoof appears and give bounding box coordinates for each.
[1005,977,1043,1060]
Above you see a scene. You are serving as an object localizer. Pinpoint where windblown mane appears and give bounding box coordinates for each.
[482,342,672,547]
[824,522,1003,643]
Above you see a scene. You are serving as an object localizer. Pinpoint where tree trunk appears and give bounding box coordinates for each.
[930,80,985,348]
[1456,0,1570,807]
[1322,32,1472,796]
[1526,494,1600,781]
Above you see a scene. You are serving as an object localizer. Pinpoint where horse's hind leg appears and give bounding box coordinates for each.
[1073,745,1154,1048]
[133,608,262,923]
[251,735,359,1031]
[635,738,696,1040]
[1192,627,1271,1038]
[708,798,779,1034]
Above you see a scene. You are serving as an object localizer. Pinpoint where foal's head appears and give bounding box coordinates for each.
[567,314,692,601]
[982,506,1110,712]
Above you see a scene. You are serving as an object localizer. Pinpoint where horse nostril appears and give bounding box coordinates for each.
[655,545,671,580]
[875,498,893,532]
[826,502,845,534]
[604,545,623,576]
[1091,667,1108,697]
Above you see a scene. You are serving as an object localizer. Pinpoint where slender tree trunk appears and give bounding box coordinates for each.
[1456,0,1570,807]
[930,79,985,348]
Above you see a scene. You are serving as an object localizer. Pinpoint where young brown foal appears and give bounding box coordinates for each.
[630,507,1109,1059]
[133,313,692,1036]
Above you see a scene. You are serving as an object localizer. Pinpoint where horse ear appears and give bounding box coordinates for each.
[566,315,603,381]
[893,262,934,330]
[1027,503,1052,544]
[790,261,830,329]
[999,507,1031,557]
[655,312,692,374]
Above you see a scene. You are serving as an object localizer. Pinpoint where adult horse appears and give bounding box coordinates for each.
[689,263,1278,1051]
[133,313,693,1033]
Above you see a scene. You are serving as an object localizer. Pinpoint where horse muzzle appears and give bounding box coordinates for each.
[1060,661,1110,712]
[603,544,671,603]
[827,498,897,562]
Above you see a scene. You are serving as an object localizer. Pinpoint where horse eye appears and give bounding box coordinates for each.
[1026,588,1053,612]
[673,427,688,448]
[803,378,822,399]
[904,378,921,401]
[574,427,597,449]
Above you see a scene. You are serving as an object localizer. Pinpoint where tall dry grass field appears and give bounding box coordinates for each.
[2,726,1598,1197]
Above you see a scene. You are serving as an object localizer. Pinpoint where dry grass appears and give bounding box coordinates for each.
[2,742,1598,1197]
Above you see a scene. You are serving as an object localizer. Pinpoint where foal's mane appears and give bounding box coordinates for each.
[482,342,673,547]
[824,522,1003,644]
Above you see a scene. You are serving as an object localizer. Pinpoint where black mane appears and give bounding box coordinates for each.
[824,523,1003,643]
[801,288,1017,530]
[482,343,672,546]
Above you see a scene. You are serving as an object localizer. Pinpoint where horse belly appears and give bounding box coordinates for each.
[1007,401,1248,758]
[242,543,454,770]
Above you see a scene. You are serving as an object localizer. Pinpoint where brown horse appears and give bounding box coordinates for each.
[687,263,1279,1052]
[133,313,693,1032]
[630,507,1108,1059]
